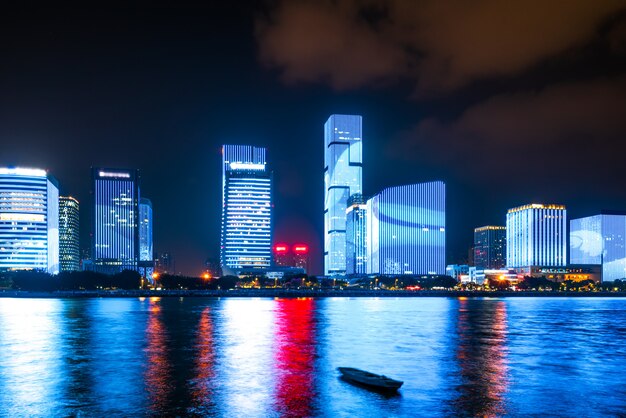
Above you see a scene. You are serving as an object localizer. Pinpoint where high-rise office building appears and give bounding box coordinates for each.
[156,252,174,273]
[273,243,290,266]
[366,181,446,275]
[293,244,310,273]
[0,167,59,274]
[570,211,626,282]
[474,226,506,269]
[324,114,362,276]
[346,193,367,275]
[138,197,154,278]
[506,204,567,268]
[91,168,140,273]
[139,198,153,262]
[221,145,272,275]
[59,196,80,272]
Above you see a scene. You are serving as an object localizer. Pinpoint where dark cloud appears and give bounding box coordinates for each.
[257,0,626,94]
[390,76,626,179]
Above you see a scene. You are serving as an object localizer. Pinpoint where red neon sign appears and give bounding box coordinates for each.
[274,244,289,253]
[293,244,309,254]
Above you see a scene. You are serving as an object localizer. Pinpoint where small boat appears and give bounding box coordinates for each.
[337,367,403,391]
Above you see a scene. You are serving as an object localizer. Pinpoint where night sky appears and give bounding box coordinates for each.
[2,2,626,275]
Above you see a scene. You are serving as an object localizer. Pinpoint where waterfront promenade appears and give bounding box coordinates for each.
[1,289,626,298]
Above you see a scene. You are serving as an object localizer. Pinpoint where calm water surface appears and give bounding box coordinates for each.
[0,297,625,417]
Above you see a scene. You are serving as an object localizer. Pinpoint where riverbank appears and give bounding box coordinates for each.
[1,289,626,298]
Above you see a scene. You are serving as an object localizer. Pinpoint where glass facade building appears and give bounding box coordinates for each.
[221,145,272,275]
[0,167,59,273]
[59,196,80,272]
[324,114,362,275]
[139,198,153,262]
[506,204,567,268]
[92,168,140,273]
[474,226,506,269]
[570,212,626,282]
[366,181,446,275]
[346,193,367,275]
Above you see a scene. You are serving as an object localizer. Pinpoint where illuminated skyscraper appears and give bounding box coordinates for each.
[91,168,140,273]
[221,145,272,274]
[324,114,362,275]
[506,204,567,268]
[0,167,59,274]
[139,198,153,262]
[293,244,310,273]
[346,193,367,275]
[474,226,506,269]
[59,196,80,272]
[366,181,446,275]
[570,211,626,282]
[273,243,290,267]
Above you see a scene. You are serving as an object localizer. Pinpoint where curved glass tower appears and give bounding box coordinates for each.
[0,167,59,273]
[366,181,446,275]
[221,145,272,275]
[324,114,362,276]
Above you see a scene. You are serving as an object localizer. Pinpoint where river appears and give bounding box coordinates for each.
[0,297,625,417]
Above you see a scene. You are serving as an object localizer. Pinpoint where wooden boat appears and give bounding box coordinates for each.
[337,367,403,391]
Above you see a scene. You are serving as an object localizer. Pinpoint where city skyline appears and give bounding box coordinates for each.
[2,3,625,275]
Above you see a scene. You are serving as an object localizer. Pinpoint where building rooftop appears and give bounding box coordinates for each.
[508,203,566,214]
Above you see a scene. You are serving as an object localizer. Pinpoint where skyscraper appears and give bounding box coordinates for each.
[366,181,446,275]
[346,193,367,275]
[570,211,626,282]
[139,198,153,262]
[221,145,272,275]
[293,244,310,273]
[474,226,506,269]
[324,114,362,276]
[59,196,80,272]
[506,204,567,268]
[0,167,59,274]
[91,168,140,273]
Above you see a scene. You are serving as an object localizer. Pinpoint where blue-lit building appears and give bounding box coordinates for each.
[346,193,367,275]
[139,198,153,262]
[506,204,567,268]
[366,181,446,275]
[570,211,626,282]
[59,196,80,272]
[324,114,363,276]
[474,225,506,269]
[0,167,59,274]
[221,145,272,275]
[138,197,154,278]
[91,168,140,273]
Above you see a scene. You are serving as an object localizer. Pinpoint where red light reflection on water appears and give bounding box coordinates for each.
[454,299,508,416]
[191,307,216,409]
[273,298,317,417]
[144,298,172,413]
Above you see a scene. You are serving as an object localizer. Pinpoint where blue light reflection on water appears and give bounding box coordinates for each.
[0,297,625,417]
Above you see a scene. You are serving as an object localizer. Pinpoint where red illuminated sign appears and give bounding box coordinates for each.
[293,244,309,254]
[274,244,289,253]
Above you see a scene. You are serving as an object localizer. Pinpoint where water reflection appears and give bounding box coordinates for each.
[89,298,146,415]
[60,300,93,410]
[0,299,63,416]
[451,299,509,416]
[217,298,275,417]
[190,306,217,414]
[144,297,174,414]
[0,297,625,416]
[273,298,317,417]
